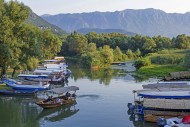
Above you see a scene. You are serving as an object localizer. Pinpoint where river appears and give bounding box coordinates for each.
[0,62,159,127]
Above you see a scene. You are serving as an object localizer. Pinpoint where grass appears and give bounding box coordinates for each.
[135,64,187,78]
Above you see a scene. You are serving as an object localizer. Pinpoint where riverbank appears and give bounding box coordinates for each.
[135,64,187,79]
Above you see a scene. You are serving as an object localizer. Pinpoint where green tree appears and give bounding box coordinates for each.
[175,34,190,49]
[126,49,134,59]
[113,46,123,61]
[0,0,29,77]
[99,45,114,66]
[134,58,151,69]
[81,51,101,68]
[41,29,62,59]
[86,43,97,52]
[142,37,156,53]
[135,48,141,58]
[66,32,88,56]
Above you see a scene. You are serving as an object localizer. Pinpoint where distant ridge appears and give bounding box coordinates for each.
[41,8,190,37]
[27,9,67,35]
[76,28,136,36]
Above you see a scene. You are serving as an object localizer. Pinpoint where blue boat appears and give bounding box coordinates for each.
[138,90,190,99]
[2,79,50,91]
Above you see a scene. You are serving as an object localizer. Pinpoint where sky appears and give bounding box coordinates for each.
[6,0,190,15]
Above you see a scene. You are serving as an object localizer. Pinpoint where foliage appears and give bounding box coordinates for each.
[134,58,151,69]
[65,32,88,56]
[134,48,141,58]
[184,49,190,67]
[26,57,39,71]
[99,45,114,67]
[174,34,190,49]
[136,64,187,77]
[41,29,62,59]
[126,49,134,59]
[148,49,186,65]
[0,0,62,77]
[113,46,123,61]
[80,51,101,68]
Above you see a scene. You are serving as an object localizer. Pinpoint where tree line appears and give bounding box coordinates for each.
[60,31,190,68]
[0,0,62,77]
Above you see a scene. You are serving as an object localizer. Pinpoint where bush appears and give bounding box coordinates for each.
[134,58,151,69]
[150,55,183,64]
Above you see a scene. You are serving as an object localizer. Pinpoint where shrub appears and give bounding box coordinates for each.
[134,58,151,69]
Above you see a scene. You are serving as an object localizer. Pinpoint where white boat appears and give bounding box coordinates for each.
[18,73,65,83]
[18,74,51,81]
[2,78,50,91]
[157,116,190,127]
[136,90,190,111]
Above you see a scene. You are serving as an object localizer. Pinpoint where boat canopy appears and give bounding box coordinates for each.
[51,86,79,94]
[138,90,190,99]
[18,74,48,78]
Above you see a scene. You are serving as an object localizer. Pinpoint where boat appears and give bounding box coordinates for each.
[157,114,190,127]
[35,86,79,109]
[0,89,36,96]
[2,78,50,91]
[138,90,190,99]
[142,81,190,89]
[144,110,190,123]
[18,73,65,83]
[18,74,51,81]
[134,90,190,112]
[128,88,190,122]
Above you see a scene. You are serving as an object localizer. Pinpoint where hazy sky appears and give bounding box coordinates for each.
[6,0,190,15]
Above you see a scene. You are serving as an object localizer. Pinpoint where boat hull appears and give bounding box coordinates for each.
[2,79,50,91]
[36,97,76,109]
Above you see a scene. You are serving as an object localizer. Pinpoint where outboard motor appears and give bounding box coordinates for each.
[127,103,133,108]
[157,117,167,126]
[127,103,135,114]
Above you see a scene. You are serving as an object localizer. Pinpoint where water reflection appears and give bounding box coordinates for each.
[0,96,40,127]
[37,102,79,122]
[68,62,145,85]
[77,94,100,101]
[128,112,157,127]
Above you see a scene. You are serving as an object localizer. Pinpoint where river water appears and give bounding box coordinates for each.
[0,63,159,127]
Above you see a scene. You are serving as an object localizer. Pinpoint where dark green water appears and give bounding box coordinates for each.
[0,64,158,127]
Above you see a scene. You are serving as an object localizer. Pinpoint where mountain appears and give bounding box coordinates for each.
[27,10,67,35]
[41,8,190,37]
[76,28,136,36]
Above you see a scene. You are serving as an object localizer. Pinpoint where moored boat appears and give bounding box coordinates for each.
[133,90,190,113]
[138,90,190,99]
[35,86,79,109]
[18,73,65,83]
[2,78,50,91]
[157,114,190,127]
